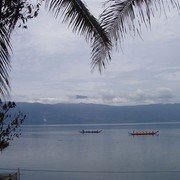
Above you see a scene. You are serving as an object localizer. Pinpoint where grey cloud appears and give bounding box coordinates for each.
[76,95,88,99]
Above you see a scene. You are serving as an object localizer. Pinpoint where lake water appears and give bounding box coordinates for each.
[0,123,180,180]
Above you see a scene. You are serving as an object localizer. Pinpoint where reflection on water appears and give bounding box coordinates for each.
[0,123,180,180]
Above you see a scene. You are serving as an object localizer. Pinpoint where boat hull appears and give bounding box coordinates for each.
[129,131,159,136]
[79,130,102,134]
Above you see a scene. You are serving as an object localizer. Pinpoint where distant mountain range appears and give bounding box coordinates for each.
[14,102,180,125]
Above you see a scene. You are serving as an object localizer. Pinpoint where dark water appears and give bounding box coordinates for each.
[0,123,180,180]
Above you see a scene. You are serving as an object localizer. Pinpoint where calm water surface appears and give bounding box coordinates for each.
[0,123,180,180]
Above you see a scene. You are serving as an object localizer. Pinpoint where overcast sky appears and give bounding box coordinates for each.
[9,0,180,105]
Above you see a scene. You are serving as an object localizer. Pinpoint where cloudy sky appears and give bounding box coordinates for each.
[9,0,180,105]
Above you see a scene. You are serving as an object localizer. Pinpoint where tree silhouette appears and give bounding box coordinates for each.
[0,101,26,150]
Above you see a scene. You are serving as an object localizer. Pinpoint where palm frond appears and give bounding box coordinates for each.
[100,0,180,47]
[91,35,112,72]
[45,0,112,72]
[0,0,41,98]
[0,26,11,98]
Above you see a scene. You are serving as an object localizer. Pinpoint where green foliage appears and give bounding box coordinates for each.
[0,101,26,151]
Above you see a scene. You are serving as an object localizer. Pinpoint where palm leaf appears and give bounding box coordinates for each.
[45,0,112,72]
[100,0,180,47]
[92,0,179,70]
[0,0,41,98]
[0,26,11,98]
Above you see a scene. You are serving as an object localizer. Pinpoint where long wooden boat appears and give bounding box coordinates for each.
[129,131,159,136]
[79,130,102,134]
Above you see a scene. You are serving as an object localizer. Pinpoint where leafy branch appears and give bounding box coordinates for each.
[0,101,26,151]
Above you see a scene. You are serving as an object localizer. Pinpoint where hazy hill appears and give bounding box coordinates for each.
[14,102,180,125]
